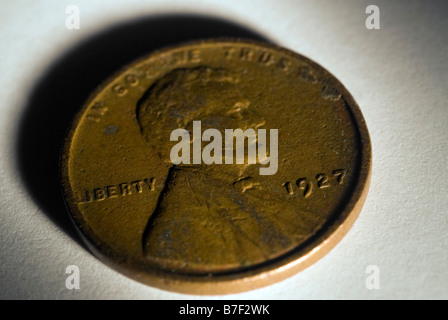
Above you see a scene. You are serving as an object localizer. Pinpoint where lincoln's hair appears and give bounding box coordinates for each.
[136,66,241,140]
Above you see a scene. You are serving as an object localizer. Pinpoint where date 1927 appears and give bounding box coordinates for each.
[283,169,346,198]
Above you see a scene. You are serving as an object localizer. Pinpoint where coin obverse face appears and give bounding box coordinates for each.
[61,39,371,294]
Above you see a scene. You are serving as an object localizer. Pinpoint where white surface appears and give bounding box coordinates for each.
[1,0,447,299]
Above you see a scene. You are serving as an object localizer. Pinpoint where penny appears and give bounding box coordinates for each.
[61,39,371,294]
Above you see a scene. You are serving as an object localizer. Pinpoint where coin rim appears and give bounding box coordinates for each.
[60,38,372,294]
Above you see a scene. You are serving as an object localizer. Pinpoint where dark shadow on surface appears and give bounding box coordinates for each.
[16,14,271,246]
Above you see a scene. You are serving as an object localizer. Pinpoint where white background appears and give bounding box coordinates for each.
[1,0,447,299]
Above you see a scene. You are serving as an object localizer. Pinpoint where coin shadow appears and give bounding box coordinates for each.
[15,14,272,248]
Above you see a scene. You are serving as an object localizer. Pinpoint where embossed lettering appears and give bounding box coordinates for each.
[239,48,254,61]
[188,49,201,63]
[112,84,128,96]
[316,173,330,188]
[296,178,312,198]
[119,182,132,196]
[259,51,274,65]
[87,101,107,122]
[94,188,106,201]
[144,178,156,191]
[283,169,346,198]
[298,66,317,83]
[223,46,291,72]
[282,181,294,195]
[332,169,346,184]
[79,178,156,203]
[131,180,144,193]
[277,58,291,71]
[168,49,202,65]
[223,47,237,59]
[125,74,139,87]
[106,185,119,198]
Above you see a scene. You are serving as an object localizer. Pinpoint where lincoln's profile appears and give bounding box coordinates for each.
[136,67,315,273]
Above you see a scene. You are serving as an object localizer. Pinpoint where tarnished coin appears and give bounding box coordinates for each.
[61,39,371,294]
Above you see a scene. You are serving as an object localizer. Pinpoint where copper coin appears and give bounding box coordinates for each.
[61,39,371,294]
